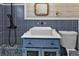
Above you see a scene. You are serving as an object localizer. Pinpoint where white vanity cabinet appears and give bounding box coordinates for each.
[21,27,61,56]
[22,38,61,56]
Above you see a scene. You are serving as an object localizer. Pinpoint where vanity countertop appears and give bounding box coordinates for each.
[21,30,61,39]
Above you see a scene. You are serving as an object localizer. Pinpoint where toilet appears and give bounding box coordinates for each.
[59,31,77,56]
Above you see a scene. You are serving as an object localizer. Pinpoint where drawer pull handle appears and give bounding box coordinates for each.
[53,47,58,49]
[50,43,54,45]
[28,42,32,44]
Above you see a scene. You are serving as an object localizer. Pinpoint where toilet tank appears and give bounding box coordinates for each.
[59,31,77,49]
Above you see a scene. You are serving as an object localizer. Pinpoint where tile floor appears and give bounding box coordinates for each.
[0,45,79,56]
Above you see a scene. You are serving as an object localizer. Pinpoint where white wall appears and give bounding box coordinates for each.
[24,3,79,20]
[26,3,56,17]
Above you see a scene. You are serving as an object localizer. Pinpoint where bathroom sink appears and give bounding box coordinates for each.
[21,27,61,38]
[29,27,52,36]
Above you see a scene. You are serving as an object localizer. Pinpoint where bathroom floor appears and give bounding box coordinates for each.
[0,49,79,56]
[0,45,22,56]
[0,46,79,56]
[69,51,79,56]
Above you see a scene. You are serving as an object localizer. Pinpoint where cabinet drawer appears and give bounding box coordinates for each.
[23,38,60,48]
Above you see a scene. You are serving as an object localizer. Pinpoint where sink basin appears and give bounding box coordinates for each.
[21,27,61,38]
[29,27,52,36]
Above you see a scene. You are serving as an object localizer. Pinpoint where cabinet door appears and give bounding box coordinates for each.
[56,3,79,17]
[22,48,41,56]
[42,49,60,56]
